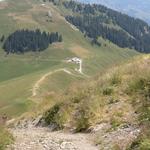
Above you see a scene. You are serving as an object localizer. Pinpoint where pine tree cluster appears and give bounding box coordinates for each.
[3,29,62,54]
[64,1,150,53]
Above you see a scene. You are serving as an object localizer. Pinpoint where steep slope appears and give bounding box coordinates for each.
[8,54,150,150]
[39,55,150,149]
[41,55,149,129]
[63,0,150,53]
[0,0,138,117]
[78,0,150,24]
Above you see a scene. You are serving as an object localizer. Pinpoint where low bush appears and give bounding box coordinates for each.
[110,73,122,86]
[43,103,63,129]
[75,108,90,132]
[103,87,114,95]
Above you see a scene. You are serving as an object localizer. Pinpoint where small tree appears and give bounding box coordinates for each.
[0,35,5,42]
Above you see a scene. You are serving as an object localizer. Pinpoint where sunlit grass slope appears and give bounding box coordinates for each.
[0,0,138,117]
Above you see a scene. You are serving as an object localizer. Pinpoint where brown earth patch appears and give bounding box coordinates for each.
[8,13,38,25]
[51,42,64,49]
[70,45,92,58]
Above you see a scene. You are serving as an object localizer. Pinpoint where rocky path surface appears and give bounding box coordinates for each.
[8,127,98,150]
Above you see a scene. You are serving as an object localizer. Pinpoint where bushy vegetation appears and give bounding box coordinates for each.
[3,29,62,54]
[42,55,150,135]
[63,1,150,53]
[43,103,65,129]
[127,65,150,150]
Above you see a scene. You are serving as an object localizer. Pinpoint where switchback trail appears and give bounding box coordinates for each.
[32,68,79,97]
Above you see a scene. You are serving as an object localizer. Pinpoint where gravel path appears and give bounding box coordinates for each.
[8,127,98,150]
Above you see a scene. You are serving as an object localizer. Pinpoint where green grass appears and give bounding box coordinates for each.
[37,70,83,97]
[0,55,61,82]
[0,0,139,117]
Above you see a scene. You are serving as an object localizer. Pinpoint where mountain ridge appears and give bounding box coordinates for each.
[64,0,150,53]
[77,0,150,24]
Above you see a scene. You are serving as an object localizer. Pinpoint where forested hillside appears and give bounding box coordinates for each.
[63,1,150,53]
[78,0,150,25]
[3,29,62,54]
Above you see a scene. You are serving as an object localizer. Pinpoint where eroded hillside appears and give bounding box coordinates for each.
[8,55,150,150]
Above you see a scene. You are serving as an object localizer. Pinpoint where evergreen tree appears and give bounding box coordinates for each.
[0,35,5,42]
[63,1,150,53]
[3,29,63,54]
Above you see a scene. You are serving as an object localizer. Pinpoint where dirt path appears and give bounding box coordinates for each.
[8,127,98,150]
[32,68,77,97]
[66,21,79,31]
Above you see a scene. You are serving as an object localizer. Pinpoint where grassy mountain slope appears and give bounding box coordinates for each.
[41,54,150,149]
[78,0,150,24]
[0,0,138,117]
[63,0,150,53]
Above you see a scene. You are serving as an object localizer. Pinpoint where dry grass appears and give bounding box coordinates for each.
[9,55,149,150]
[40,55,150,132]
[70,45,92,58]
[0,125,13,150]
[8,13,38,25]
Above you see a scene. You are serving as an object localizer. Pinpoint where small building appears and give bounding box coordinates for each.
[67,57,82,74]
[67,57,81,64]
[48,11,52,18]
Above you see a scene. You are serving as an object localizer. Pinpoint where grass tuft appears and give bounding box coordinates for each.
[0,126,13,150]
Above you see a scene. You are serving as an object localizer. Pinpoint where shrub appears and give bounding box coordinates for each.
[129,138,150,150]
[128,75,150,150]
[128,76,150,123]
[110,117,121,130]
[108,97,119,104]
[75,108,90,132]
[110,73,122,85]
[103,87,113,95]
[43,103,63,129]
[128,78,147,93]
